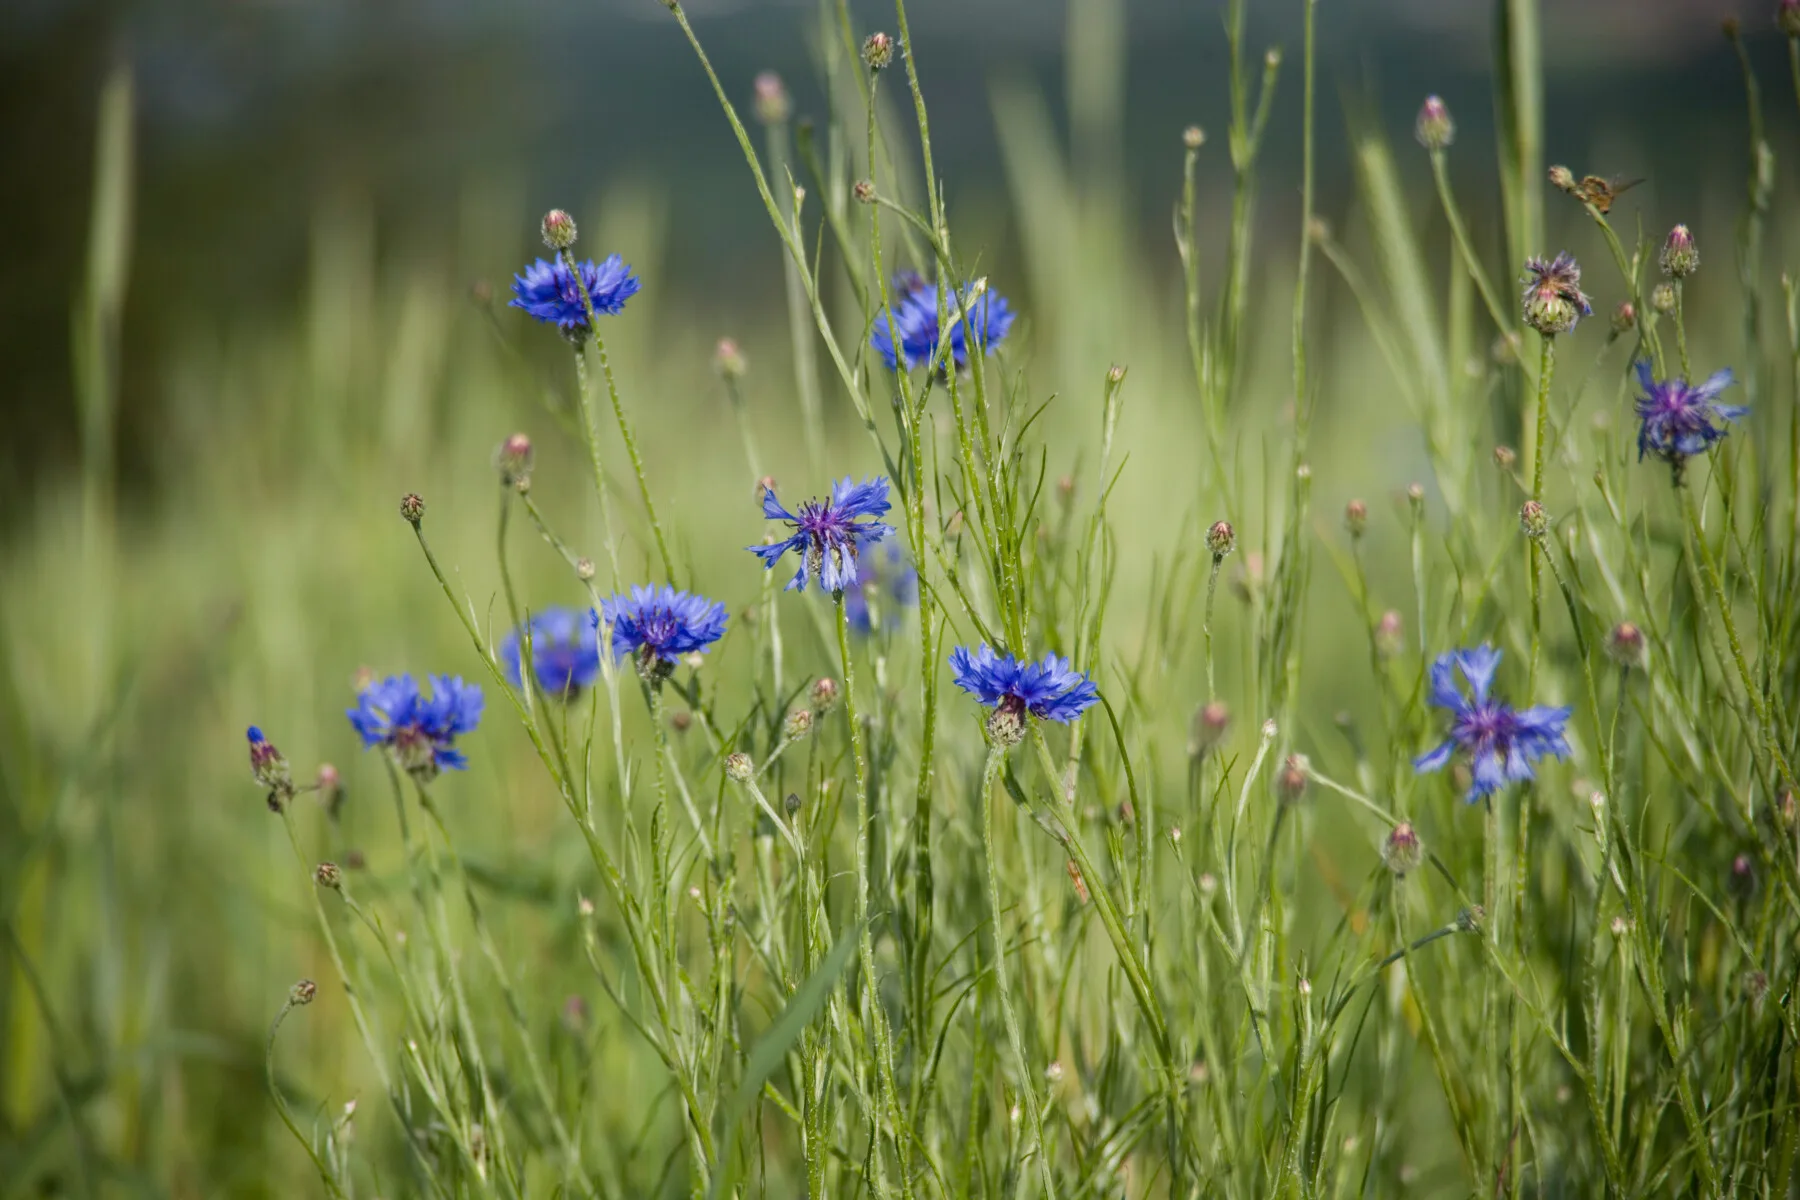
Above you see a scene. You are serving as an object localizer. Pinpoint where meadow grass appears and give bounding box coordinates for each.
[5,0,1800,1195]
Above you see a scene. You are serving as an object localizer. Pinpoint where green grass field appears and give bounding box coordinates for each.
[6,1,1800,1195]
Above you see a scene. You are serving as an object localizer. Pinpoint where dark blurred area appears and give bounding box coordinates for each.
[2,0,1793,515]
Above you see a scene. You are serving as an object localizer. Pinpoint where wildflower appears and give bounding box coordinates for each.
[950,644,1099,746]
[574,557,596,581]
[1493,445,1517,469]
[248,727,294,804]
[1414,644,1572,802]
[509,256,641,336]
[871,274,1015,372]
[290,979,318,1006]
[1415,95,1454,151]
[501,608,603,696]
[540,208,577,251]
[594,586,729,679]
[1206,520,1235,560]
[315,862,342,890]
[1633,361,1746,468]
[784,708,813,739]
[1650,283,1676,314]
[1183,125,1205,150]
[750,475,894,593]
[1659,224,1699,279]
[494,433,533,490]
[1605,622,1647,669]
[752,71,790,124]
[1547,164,1576,192]
[1344,499,1368,537]
[811,677,839,711]
[1375,610,1403,657]
[1276,754,1310,804]
[714,337,747,379]
[1521,253,1591,336]
[725,751,754,782]
[853,179,876,204]
[1610,301,1636,335]
[316,763,342,817]
[1189,701,1230,757]
[861,31,894,70]
[347,674,485,780]
[1519,500,1549,540]
[399,493,425,526]
[1382,822,1423,876]
[843,540,918,633]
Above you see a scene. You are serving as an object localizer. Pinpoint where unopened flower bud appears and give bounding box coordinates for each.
[1730,853,1756,898]
[575,557,596,581]
[315,862,342,889]
[1382,822,1423,876]
[1651,282,1676,315]
[861,31,894,70]
[1609,915,1631,938]
[670,710,692,734]
[1660,224,1698,279]
[1415,95,1454,151]
[1610,301,1636,335]
[290,979,318,1006]
[784,708,814,739]
[810,677,839,712]
[753,71,790,124]
[784,791,802,816]
[714,337,747,379]
[399,493,425,525]
[494,433,533,489]
[540,209,577,251]
[1375,610,1403,657]
[852,179,875,204]
[1276,754,1310,804]
[1345,499,1368,537]
[1547,164,1575,192]
[1520,500,1549,540]
[248,726,294,806]
[1406,482,1425,506]
[1206,520,1235,560]
[1605,622,1646,669]
[1182,125,1205,150]
[316,763,343,816]
[724,752,753,782]
[1494,445,1517,470]
[1189,701,1230,757]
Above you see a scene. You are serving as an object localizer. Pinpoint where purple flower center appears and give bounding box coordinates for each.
[1451,701,1520,757]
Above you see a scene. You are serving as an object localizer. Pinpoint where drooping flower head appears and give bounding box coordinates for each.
[842,540,918,634]
[1414,645,1571,802]
[1520,253,1591,336]
[348,674,485,780]
[509,256,641,335]
[594,586,728,677]
[950,643,1099,746]
[871,273,1015,372]
[750,476,894,593]
[501,607,602,696]
[1633,360,1745,469]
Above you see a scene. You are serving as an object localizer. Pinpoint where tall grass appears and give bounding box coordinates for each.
[5,1,1800,1196]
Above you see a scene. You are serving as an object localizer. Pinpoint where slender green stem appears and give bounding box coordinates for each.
[1203,557,1222,699]
[264,995,348,1199]
[557,245,678,583]
[980,748,1056,1199]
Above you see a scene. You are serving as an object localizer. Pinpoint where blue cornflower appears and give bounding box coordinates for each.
[871,274,1015,372]
[950,643,1099,745]
[1414,645,1571,803]
[501,608,602,697]
[347,674,485,779]
[509,256,640,335]
[1633,360,1745,467]
[594,586,728,675]
[843,541,918,634]
[750,476,894,593]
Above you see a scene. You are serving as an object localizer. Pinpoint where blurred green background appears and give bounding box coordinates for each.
[3,0,1799,1191]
